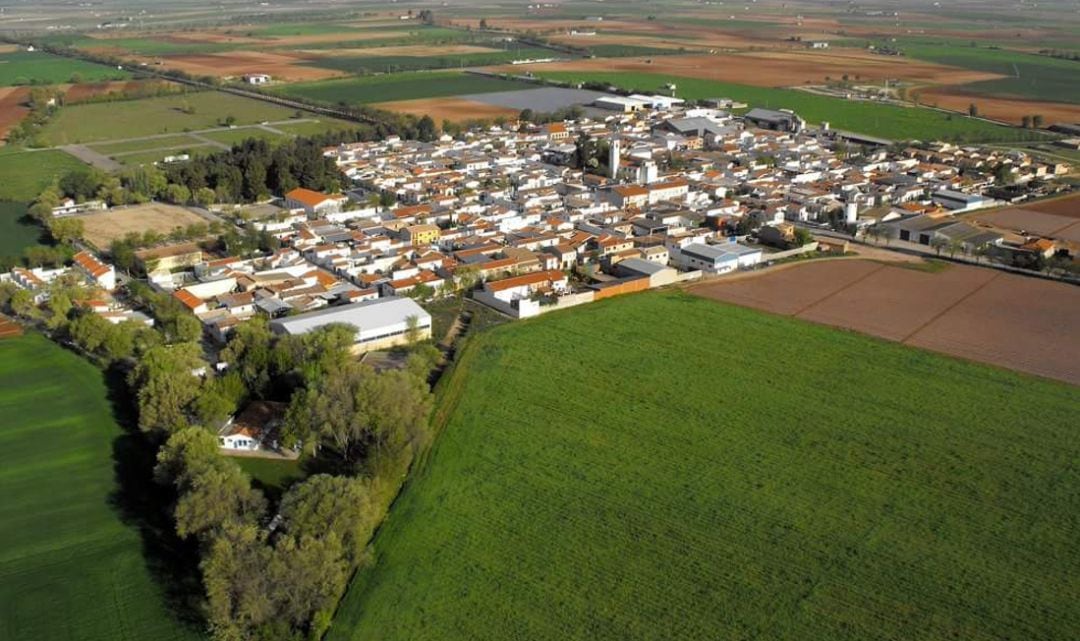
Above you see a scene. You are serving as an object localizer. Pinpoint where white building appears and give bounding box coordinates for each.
[269,297,432,353]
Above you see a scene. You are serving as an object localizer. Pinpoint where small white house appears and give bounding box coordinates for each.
[243,73,271,85]
[218,401,288,453]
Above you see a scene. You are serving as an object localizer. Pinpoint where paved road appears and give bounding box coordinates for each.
[60,144,122,171]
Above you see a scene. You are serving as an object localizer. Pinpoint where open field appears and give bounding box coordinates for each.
[0,50,129,86]
[692,259,1080,385]
[155,51,345,82]
[328,290,1080,641]
[272,71,534,106]
[0,334,204,641]
[305,46,559,75]
[0,86,30,140]
[497,51,1004,90]
[374,97,519,123]
[0,201,43,260]
[0,148,86,201]
[533,70,1037,142]
[968,199,1080,243]
[913,88,1080,128]
[0,314,21,338]
[79,203,209,249]
[36,92,304,145]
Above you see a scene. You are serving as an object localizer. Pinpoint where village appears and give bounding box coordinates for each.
[2,97,1076,458]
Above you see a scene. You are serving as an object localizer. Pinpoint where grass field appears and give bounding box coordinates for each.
[273,71,534,106]
[36,92,303,145]
[0,148,87,201]
[306,47,558,75]
[0,51,130,86]
[0,202,43,261]
[0,334,204,641]
[329,291,1080,641]
[536,71,1040,142]
[887,41,1080,105]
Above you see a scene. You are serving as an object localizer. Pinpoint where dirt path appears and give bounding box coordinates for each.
[59,144,121,171]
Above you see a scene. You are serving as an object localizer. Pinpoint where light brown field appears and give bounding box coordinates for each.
[0,44,19,54]
[153,51,345,81]
[374,97,519,123]
[0,86,30,141]
[302,44,498,58]
[970,196,1080,240]
[0,314,22,339]
[692,259,1080,385]
[490,51,1001,88]
[80,203,208,249]
[915,87,1080,126]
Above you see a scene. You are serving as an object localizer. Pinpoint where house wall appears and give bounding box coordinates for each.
[348,326,432,355]
[592,278,649,300]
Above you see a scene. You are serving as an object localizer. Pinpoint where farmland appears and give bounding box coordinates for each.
[0,334,204,641]
[692,259,1080,385]
[304,46,558,75]
[272,71,535,106]
[0,50,129,86]
[328,290,1080,641]
[533,70,1040,142]
[0,148,87,201]
[36,92,306,145]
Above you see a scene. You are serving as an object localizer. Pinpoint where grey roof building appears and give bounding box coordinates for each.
[269,296,431,348]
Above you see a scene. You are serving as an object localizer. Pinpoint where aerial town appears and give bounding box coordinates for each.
[3,98,1074,356]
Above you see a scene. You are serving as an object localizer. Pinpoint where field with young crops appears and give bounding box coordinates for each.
[328,290,1080,641]
[0,334,204,641]
[272,71,534,105]
[0,50,130,86]
[535,70,1041,142]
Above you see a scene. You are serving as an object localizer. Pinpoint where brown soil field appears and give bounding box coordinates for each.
[155,51,345,81]
[692,259,1080,385]
[251,30,414,46]
[491,51,1000,89]
[374,97,519,123]
[905,273,1080,385]
[0,86,30,141]
[302,44,499,58]
[0,44,19,54]
[970,208,1079,238]
[914,87,1080,126]
[1025,193,1080,218]
[80,203,208,250]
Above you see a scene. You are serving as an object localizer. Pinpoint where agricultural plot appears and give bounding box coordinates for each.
[79,203,210,249]
[36,92,303,145]
[328,290,1080,641]
[272,71,535,106]
[534,70,1037,142]
[0,50,129,86]
[0,148,87,201]
[305,46,558,75]
[693,259,1080,384]
[969,195,1080,243]
[0,202,43,261]
[373,97,519,123]
[0,334,205,641]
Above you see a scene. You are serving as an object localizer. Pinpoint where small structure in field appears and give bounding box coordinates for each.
[218,401,290,454]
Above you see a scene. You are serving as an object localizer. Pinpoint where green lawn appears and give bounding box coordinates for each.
[90,134,206,154]
[0,149,87,201]
[0,334,205,641]
[329,291,1080,641]
[235,457,305,493]
[272,71,534,105]
[536,71,1041,142]
[36,92,303,145]
[0,51,130,86]
[0,202,44,261]
[111,146,218,167]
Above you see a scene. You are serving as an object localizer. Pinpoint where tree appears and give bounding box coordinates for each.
[968,103,979,117]
[220,317,275,398]
[1021,115,1033,129]
[9,288,37,318]
[479,18,489,29]
[194,187,217,207]
[792,227,813,248]
[1032,114,1044,128]
[193,373,246,427]
[930,236,948,256]
[280,475,381,564]
[201,523,276,640]
[175,464,266,539]
[519,108,534,123]
[417,115,437,142]
[128,343,206,432]
[404,314,421,344]
[46,216,84,245]
[165,183,192,205]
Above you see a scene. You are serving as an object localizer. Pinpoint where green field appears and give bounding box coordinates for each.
[36,92,303,145]
[329,291,1080,641]
[306,47,558,75]
[111,146,218,167]
[537,71,1040,142]
[273,71,534,105]
[0,51,130,86]
[0,149,87,201]
[885,40,1080,104]
[0,202,43,260]
[0,334,204,641]
[90,134,206,154]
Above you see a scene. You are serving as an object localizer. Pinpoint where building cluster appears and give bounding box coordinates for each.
[3,99,1073,351]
